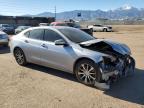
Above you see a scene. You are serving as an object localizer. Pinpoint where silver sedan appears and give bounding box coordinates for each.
[10,26,135,88]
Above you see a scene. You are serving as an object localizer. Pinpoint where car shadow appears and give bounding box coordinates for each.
[104,68,144,105]
[0,46,10,54]
[25,64,144,105]
[25,63,77,82]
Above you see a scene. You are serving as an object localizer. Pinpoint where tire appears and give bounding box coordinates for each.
[103,28,107,32]
[90,28,93,32]
[14,48,27,66]
[75,59,102,86]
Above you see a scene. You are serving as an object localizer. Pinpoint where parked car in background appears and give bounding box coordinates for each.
[50,22,93,36]
[0,24,15,34]
[0,31,9,47]
[10,26,135,89]
[15,26,31,34]
[88,24,112,32]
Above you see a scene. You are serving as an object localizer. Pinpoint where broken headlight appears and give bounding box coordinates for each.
[103,55,117,63]
[99,56,117,73]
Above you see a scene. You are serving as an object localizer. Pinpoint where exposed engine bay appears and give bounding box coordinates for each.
[80,39,135,84]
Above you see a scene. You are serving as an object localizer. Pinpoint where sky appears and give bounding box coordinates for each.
[0,0,144,16]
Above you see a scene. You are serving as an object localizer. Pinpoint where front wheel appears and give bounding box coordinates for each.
[14,48,27,66]
[75,59,102,86]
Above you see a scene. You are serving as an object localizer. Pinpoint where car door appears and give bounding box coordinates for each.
[93,25,99,31]
[96,25,102,31]
[40,29,74,72]
[24,29,45,64]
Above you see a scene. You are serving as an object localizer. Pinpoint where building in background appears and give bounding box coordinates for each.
[0,16,55,26]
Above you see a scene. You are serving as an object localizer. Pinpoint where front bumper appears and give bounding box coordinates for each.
[107,28,112,32]
[99,56,135,82]
[94,56,135,90]
[101,70,119,81]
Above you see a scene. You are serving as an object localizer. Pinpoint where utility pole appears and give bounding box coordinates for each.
[55,6,56,21]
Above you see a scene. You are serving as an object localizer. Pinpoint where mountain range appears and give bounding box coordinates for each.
[25,6,144,20]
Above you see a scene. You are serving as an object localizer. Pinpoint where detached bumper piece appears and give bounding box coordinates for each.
[94,81,110,90]
[94,56,135,90]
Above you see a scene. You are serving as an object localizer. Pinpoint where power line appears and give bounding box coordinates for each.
[55,6,57,21]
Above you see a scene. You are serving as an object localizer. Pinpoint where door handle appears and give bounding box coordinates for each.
[24,40,29,43]
[41,44,48,49]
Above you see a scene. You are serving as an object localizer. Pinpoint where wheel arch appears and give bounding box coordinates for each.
[73,57,95,74]
[13,47,27,61]
[13,46,23,54]
[103,28,108,31]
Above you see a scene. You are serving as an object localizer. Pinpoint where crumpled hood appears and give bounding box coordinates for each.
[80,39,131,55]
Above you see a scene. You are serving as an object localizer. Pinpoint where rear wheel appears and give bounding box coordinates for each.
[14,48,27,66]
[90,28,93,32]
[103,28,107,32]
[75,59,102,86]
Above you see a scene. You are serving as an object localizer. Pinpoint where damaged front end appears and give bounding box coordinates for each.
[80,39,135,89]
[99,55,135,81]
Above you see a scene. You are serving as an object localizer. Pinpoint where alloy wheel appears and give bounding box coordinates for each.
[77,63,96,85]
[14,49,26,65]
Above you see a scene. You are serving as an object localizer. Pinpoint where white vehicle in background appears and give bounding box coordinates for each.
[15,26,31,34]
[88,24,112,32]
[0,31,9,47]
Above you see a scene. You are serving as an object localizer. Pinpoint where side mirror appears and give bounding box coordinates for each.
[55,39,68,46]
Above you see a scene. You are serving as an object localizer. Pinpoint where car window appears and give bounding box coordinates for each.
[56,23,67,26]
[50,23,54,26]
[29,29,44,40]
[44,29,63,42]
[17,26,22,29]
[59,28,95,43]
[24,31,30,37]
[94,25,101,27]
[3,24,11,27]
[66,23,74,27]
[66,23,81,28]
[24,26,30,29]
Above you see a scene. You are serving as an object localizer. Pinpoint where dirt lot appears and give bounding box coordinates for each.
[0,25,144,108]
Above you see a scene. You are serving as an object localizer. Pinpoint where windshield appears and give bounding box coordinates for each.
[58,28,95,43]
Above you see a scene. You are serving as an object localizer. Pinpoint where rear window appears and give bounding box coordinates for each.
[29,29,44,40]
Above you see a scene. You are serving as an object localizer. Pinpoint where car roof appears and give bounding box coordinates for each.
[30,26,74,30]
[21,26,76,34]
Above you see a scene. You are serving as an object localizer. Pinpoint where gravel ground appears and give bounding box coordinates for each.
[0,25,144,108]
